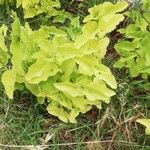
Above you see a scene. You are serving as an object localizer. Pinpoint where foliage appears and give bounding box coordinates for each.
[114,0,150,79]
[0,0,60,18]
[114,0,150,135]
[0,1,128,123]
[0,25,8,69]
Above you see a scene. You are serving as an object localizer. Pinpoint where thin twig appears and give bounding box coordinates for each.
[0,140,150,148]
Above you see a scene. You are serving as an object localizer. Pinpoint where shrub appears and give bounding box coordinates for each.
[0,1,128,122]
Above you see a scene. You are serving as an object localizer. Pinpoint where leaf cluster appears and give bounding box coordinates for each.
[114,0,150,79]
[0,1,128,122]
[0,0,60,18]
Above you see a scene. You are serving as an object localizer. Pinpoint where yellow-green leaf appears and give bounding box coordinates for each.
[137,119,150,135]
[1,70,16,99]
[25,59,60,84]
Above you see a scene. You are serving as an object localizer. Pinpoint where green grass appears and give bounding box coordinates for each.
[0,0,150,150]
[0,92,44,146]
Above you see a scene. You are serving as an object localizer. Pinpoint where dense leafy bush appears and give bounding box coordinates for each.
[114,0,150,135]
[0,1,128,123]
[0,0,60,18]
[114,0,150,79]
